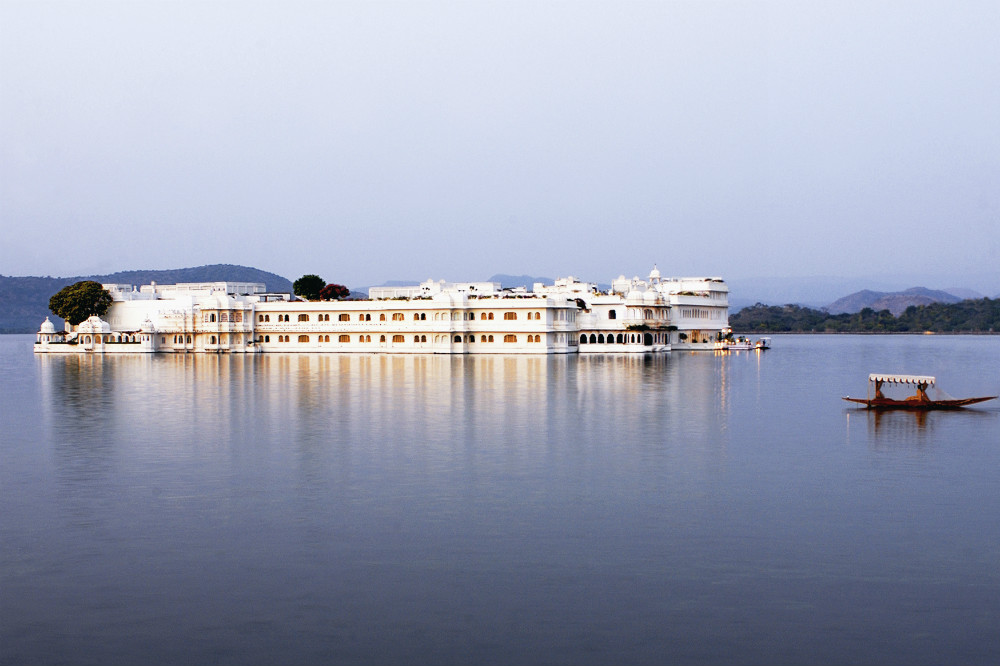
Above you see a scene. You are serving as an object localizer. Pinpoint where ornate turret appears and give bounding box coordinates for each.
[36,316,61,345]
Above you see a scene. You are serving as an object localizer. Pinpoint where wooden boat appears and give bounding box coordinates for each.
[843,373,997,410]
[754,337,771,350]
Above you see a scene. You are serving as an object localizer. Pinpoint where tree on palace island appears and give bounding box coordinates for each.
[48,281,114,325]
[293,274,325,301]
[319,283,350,301]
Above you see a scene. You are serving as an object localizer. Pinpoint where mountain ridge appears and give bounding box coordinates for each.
[3,266,996,334]
[825,287,964,317]
[0,264,292,333]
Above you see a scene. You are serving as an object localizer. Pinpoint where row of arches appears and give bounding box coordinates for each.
[580,332,655,345]
[253,333,546,345]
[254,310,552,323]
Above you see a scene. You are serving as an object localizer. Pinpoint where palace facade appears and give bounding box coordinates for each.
[34,268,730,354]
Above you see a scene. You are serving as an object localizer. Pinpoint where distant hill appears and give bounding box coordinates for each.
[726,271,1000,310]
[0,264,292,334]
[731,298,1000,333]
[487,274,618,292]
[488,274,555,289]
[362,275,561,292]
[826,287,962,316]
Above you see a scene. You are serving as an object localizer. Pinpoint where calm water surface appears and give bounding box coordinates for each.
[2,334,999,665]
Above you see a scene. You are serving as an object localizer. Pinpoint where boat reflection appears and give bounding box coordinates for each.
[848,404,997,448]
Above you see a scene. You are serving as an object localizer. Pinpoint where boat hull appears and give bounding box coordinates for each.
[842,396,997,410]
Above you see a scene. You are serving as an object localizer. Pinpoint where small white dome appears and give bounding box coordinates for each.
[625,290,645,306]
[39,316,56,334]
[643,290,659,304]
[140,316,155,332]
[649,265,661,280]
[78,315,111,334]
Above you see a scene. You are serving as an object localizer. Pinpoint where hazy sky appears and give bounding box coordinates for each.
[2,1,998,289]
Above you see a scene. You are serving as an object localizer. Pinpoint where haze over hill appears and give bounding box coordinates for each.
[826,287,964,317]
[726,271,1000,312]
[0,265,292,333]
[3,265,997,334]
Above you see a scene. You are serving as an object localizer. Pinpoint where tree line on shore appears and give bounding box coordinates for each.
[731,298,1000,333]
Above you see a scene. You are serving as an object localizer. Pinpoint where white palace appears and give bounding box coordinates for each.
[34,267,731,355]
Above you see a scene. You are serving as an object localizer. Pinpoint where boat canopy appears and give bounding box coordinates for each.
[869,374,935,385]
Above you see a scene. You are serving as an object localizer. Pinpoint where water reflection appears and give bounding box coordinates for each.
[12,336,1000,666]
[845,405,998,450]
[36,352,734,488]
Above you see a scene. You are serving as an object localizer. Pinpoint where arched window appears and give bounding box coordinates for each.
[608,310,617,319]
[298,314,309,322]
[392,335,404,343]
[380,314,386,321]
[339,314,350,321]
[454,335,462,343]
[504,312,517,320]
[580,334,587,344]
[534,312,541,320]
[258,315,264,322]
[210,335,217,344]
[298,335,309,343]
[467,335,474,343]
[339,335,350,343]
[264,335,270,342]
[481,335,488,342]
[481,313,487,320]
[598,334,605,343]
[503,334,517,343]
[210,313,216,322]
[414,313,420,321]
[644,309,653,319]
[421,335,427,342]
[488,312,494,320]
[589,334,597,344]
[488,335,494,342]
[616,334,623,343]
[380,335,386,343]
[392,313,404,321]
[414,335,420,342]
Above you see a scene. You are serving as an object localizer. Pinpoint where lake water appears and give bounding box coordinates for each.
[2,334,999,665]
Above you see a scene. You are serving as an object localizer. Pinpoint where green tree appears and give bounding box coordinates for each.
[48,281,114,325]
[293,274,325,301]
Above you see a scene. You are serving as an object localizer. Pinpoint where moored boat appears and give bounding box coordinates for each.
[725,336,753,350]
[843,374,997,410]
